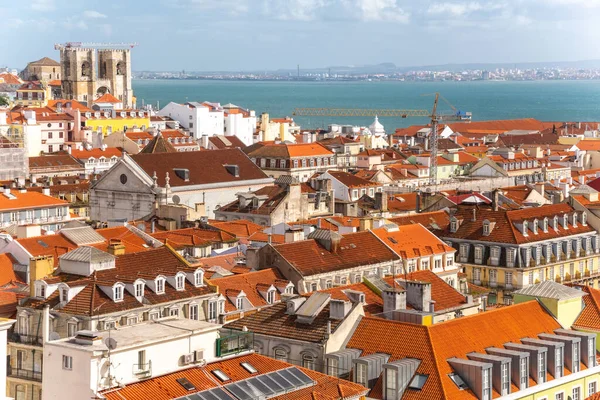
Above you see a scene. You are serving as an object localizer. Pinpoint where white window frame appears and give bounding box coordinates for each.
[62,355,73,370]
[189,304,198,320]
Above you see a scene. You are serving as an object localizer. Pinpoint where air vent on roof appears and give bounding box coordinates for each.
[173,168,190,182]
[224,164,239,177]
[176,377,196,391]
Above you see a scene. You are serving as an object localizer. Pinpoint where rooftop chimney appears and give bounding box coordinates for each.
[405,281,432,312]
[382,288,406,313]
[107,240,126,256]
[471,208,477,222]
[329,299,352,320]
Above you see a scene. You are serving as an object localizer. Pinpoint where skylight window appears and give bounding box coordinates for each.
[449,373,468,390]
[241,362,258,374]
[408,374,428,390]
[176,377,196,391]
[212,369,231,382]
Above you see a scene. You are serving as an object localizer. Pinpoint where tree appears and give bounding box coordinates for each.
[0,96,9,107]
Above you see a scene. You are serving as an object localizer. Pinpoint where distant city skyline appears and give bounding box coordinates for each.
[2,0,599,71]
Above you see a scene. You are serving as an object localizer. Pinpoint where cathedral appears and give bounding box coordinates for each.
[58,46,134,108]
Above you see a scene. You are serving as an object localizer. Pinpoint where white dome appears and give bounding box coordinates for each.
[369,116,385,136]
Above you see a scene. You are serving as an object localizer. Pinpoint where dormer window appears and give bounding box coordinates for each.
[482,220,490,236]
[60,287,68,303]
[176,274,185,291]
[35,282,46,299]
[267,289,275,304]
[113,284,124,302]
[135,282,144,298]
[573,212,578,228]
[563,214,569,229]
[450,217,458,233]
[583,212,588,226]
[553,216,559,230]
[194,270,204,287]
[156,277,165,294]
[532,219,538,234]
[236,296,244,310]
[543,217,549,232]
[522,220,529,237]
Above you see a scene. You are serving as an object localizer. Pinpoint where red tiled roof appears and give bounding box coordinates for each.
[0,254,20,286]
[0,189,67,211]
[208,269,289,312]
[272,231,399,277]
[372,225,455,259]
[443,203,592,245]
[0,73,21,85]
[70,147,123,160]
[347,301,564,400]
[102,353,367,400]
[325,170,379,188]
[388,211,450,231]
[210,220,264,239]
[131,149,268,187]
[447,118,546,134]
[572,285,600,331]
[244,142,333,159]
[94,93,121,104]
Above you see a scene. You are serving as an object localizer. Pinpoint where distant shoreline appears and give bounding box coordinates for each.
[132,77,600,83]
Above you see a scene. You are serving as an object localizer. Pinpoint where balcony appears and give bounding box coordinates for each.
[9,333,43,347]
[8,367,42,382]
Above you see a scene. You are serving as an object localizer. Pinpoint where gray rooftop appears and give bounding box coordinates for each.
[59,246,115,263]
[514,280,586,300]
[48,319,219,352]
[60,225,106,245]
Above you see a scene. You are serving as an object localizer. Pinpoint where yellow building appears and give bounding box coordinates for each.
[83,109,150,136]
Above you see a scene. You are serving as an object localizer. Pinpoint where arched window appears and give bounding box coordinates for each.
[302,353,316,370]
[274,348,288,361]
[15,384,26,400]
[81,61,91,77]
[116,62,125,75]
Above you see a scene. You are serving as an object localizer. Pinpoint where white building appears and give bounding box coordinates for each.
[158,102,256,146]
[42,319,219,399]
[90,149,273,222]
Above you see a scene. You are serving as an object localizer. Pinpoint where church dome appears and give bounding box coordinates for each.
[369,116,385,136]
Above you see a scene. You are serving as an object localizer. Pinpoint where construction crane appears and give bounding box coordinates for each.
[54,42,138,50]
[292,93,471,185]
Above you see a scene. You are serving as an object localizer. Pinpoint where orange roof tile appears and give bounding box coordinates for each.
[70,147,123,160]
[372,225,455,259]
[572,285,600,331]
[94,93,121,104]
[347,301,564,399]
[0,254,20,286]
[0,189,68,211]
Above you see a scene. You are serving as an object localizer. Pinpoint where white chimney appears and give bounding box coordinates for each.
[0,111,6,126]
[42,187,50,196]
[67,146,72,154]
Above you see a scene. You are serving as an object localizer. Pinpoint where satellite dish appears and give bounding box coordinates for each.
[49,332,60,341]
[105,337,118,350]
[172,195,181,205]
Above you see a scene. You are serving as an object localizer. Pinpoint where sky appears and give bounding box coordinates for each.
[2,0,600,71]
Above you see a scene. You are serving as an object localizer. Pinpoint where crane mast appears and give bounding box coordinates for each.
[292,93,471,186]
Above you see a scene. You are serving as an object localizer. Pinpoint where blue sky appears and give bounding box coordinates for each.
[2,0,599,71]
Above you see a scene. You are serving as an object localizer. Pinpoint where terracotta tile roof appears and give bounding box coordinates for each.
[388,211,451,231]
[152,228,238,248]
[47,79,61,86]
[346,300,564,400]
[131,149,268,187]
[248,231,286,244]
[218,185,289,216]
[244,142,333,159]
[572,285,600,331]
[325,170,379,188]
[94,93,121,104]
[446,192,491,205]
[101,353,367,400]
[208,269,289,312]
[318,136,359,146]
[125,130,154,141]
[318,282,383,315]
[499,133,560,147]
[384,270,467,311]
[47,99,93,113]
[208,135,246,149]
[575,140,600,151]
[17,234,77,262]
[0,254,21,286]
[0,189,68,211]
[272,231,399,277]
[372,225,455,260]
[24,246,216,316]
[70,147,123,160]
[447,118,546,134]
[442,203,593,245]
[199,253,242,272]
[0,73,22,85]
[28,56,59,66]
[29,154,82,170]
[139,133,178,154]
[210,220,264,239]
[225,301,344,342]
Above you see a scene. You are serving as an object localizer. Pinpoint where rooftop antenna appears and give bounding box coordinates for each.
[297,64,300,79]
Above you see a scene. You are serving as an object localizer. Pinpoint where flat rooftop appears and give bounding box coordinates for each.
[48,319,220,352]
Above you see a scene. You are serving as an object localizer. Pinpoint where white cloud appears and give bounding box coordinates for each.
[351,0,409,22]
[262,0,328,21]
[83,10,107,19]
[31,0,55,11]
[427,2,483,16]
